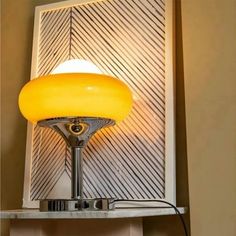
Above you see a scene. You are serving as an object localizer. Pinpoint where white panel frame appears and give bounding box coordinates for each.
[22,0,175,208]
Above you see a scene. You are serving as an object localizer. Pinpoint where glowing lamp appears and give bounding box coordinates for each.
[19,59,132,123]
[19,59,132,211]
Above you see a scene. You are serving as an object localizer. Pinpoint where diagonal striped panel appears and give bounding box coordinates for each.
[70,0,166,199]
[30,7,71,200]
[30,0,167,201]
[30,126,66,199]
[38,7,71,76]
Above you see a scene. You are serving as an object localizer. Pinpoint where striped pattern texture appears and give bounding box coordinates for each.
[30,0,166,201]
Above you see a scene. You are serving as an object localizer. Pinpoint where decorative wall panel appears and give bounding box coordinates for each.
[23,0,175,208]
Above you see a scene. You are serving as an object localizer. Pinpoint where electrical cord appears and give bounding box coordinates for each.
[112,199,189,236]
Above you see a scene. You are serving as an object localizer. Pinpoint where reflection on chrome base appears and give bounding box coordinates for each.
[38,117,115,212]
[40,198,115,211]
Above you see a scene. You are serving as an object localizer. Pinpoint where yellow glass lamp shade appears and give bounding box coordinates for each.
[19,65,132,123]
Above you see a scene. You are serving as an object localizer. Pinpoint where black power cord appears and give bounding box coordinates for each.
[113,199,189,236]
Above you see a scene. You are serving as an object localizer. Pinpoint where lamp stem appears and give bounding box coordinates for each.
[71,147,83,199]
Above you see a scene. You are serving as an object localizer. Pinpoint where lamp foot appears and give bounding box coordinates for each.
[39,198,115,211]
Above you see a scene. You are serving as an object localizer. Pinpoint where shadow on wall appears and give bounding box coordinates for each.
[144,0,190,235]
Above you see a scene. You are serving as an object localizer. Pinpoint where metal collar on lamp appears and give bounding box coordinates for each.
[19,59,133,211]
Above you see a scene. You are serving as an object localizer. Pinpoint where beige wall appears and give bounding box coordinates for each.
[1,0,236,236]
[182,0,236,235]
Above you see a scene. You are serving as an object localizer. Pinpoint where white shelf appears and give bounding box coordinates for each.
[0,207,187,219]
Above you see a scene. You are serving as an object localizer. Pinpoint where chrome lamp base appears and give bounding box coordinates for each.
[38,117,115,212]
[40,198,115,211]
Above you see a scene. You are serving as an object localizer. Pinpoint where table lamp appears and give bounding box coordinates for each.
[19,59,132,211]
